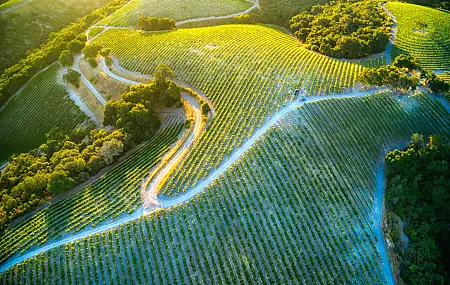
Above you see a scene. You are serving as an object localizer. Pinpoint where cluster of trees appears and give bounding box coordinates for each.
[289,0,392,59]
[104,64,182,144]
[358,55,450,93]
[62,69,81,88]
[0,0,129,106]
[138,16,176,31]
[385,134,450,284]
[0,126,126,231]
[82,43,111,67]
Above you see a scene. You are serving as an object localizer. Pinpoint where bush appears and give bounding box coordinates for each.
[88,58,98,68]
[63,69,81,88]
[138,16,176,31]
[201,103,211,115]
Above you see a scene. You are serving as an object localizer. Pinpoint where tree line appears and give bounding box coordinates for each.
[385,134,450,284]
[0,64,182,231]
[0,0,129,106]
[357,55,450,93]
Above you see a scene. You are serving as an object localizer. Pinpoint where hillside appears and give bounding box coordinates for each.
[0,63,88,163]
[0,0,450,284]
[386,2,450,70]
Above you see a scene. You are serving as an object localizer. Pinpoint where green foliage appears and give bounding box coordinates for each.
[62,69,81,88]
[385,135,450,284]
[99,48,111,57]
[68,39,85,54]
[138,16,176,31]
[393,54,421,71]
[357,65,419,91]
[0,0,113,73]
[83,43,103,59]
[290,0,392,59]
[250,0,327,27]
[88,57,98,68]
[58,50,74,67]
[424,71,450,94]
[0,0,128,106]
[0,126,126,230]
[0,64,87,163]
[201,102,211,115]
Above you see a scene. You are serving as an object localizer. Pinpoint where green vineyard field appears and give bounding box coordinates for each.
[0,63,87,164]
[92,24,379,197]
[0,117,184,265]
[2,92,449,284]
[98,0,253,27]
[386,2,450,70]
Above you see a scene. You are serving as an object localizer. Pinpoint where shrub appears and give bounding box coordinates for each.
[63,69,81,88]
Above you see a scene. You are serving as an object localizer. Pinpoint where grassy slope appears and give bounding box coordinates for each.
[98,0,252,27]
[0,63,87,163]
[92,24,376,197]
[2,92,449,284]
[386,2,450,70]
[0,0,112,72]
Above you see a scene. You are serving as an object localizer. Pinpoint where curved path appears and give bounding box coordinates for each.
[73,54,107,105]
[0,59,394,274]
[176,0,259,26]
[87,0,259,42]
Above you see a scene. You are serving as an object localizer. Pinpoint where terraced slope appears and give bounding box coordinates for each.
[386,2,450,70]
[0,63,87,163]
[0,117,184,265]
[93,24,376,197]
[98,0,253,27]
[2,92,449,284]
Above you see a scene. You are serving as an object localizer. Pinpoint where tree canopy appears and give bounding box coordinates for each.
[104,64,181,144]
[289,0,392,59]
[385,134,450,284]
[0,126,125,231]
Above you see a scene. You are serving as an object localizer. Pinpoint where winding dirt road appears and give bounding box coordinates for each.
[73,54,107,105]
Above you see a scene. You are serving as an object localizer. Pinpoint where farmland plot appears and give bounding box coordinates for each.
[386,2,450,70]
[2,92,449,284]
[93,24,379,197]
[98,0,253,27]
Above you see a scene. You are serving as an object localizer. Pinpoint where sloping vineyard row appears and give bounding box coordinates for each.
[0,117,184,265]
[92,25,375,197]
[386,2,450,70]
[0,63,88,163]
[98,0,253,27]
[2,93,449,284]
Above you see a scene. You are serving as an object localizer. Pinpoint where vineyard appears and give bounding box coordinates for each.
[0,63,87,164]
[0,117,184,266]
[92,24,381,197]
[97,0,253,27]
[386,2,450,70]
[1,92,449,284]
